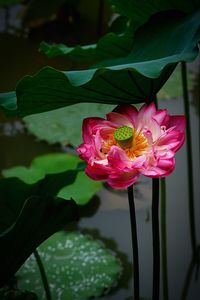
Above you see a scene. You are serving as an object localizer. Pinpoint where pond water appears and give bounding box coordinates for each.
[0,5,200,299]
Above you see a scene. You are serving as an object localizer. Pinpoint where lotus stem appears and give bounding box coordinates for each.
[128,185,140,300]
[160,177,169,300]
[181,62,197,256]
[152,178,160,300]
[33,249,52,300]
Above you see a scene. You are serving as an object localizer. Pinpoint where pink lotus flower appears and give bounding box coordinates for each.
[77,103,186,188]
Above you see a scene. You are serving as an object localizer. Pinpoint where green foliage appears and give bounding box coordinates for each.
[0,175,79,287]
[2,153,102,205]
[0,7,199,117]
[17,231,122,300]
[2,166,45,184]
[40,0,200,61]
[110,0,199,23]
[0,153,101,285]
[0,286,38,299]
[58,172,102,204]
[39,31,133,60]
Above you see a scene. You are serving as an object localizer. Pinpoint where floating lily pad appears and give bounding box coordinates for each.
[17,231,122,300]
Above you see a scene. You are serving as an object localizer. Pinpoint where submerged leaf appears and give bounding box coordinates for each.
[17,231,122,300]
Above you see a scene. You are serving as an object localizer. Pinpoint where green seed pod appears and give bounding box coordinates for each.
[114,126,133,148]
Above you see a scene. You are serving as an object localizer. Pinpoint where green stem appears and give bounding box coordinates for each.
[181,62,197,256]
[128,185,140,300]
[34,249,52,300]
[152,178,160,300]
[160,178,169,300]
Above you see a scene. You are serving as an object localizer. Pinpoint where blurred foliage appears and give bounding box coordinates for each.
[0,286,38,299]
[2,153,102,205]
[24,103,115,146]
[0,0,24,6]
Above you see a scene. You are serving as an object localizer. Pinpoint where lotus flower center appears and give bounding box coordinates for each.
[114,126,133,148]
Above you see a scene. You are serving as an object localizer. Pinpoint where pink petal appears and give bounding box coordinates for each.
[136,103,161,141]
[85,162,110,181]
[168,116,186,132]
[108,171,140,189]
[113,104,138,127]
[107,146,132,169]
[152,109,168,125]
[76,144,94,162]
[106,112,133,127]
[138,102,156,123]
[141,158,175,177]
[155,129,185,152]
[82,117,116,143]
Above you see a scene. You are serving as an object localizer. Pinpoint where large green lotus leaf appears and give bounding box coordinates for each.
[111,0,200,22]
[0,175,79,287]
[1,9,199,117]
[95,10,200,74]
[39,31,133,60]
[39,0,199,61]
[23,65,195,147]
[12,10,200,116]
[0,170,80,238]
[17,231,122,300]
[2,153,102,205]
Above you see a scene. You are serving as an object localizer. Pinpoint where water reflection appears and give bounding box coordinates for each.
[181,246,200,300]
